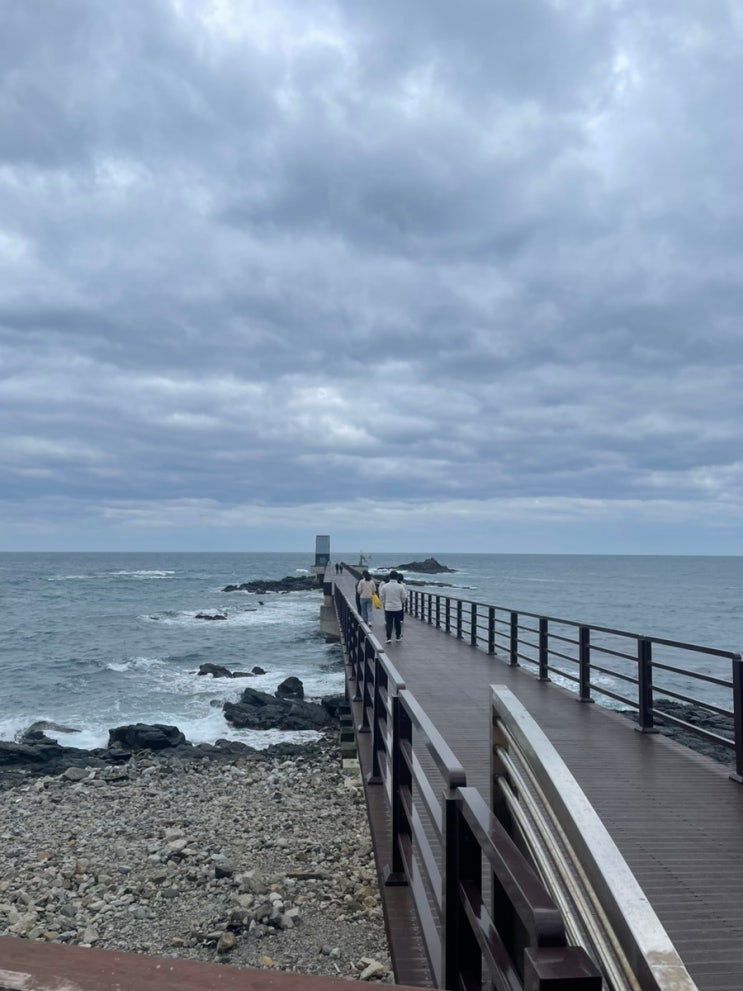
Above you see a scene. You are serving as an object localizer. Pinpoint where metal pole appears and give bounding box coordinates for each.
[578,625,592,702]
[383,694,408,885]
[637,638,655,732]
[732,655,743,784]
[538,617,549,681]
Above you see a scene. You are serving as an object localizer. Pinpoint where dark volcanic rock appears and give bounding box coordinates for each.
[622,700,735,766]
[393,557,456,574]
[276,676,304,700]
[321,694,348,719]
[195,611,227,621]
[222,575,320,594]
[108,723,186,751]
[223,687,332,732]
[197,663,254,679]
[21,720,81,740]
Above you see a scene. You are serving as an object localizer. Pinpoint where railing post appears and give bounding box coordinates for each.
[357,637,374,733]
[383,693,408,886]
[510,612,519,666]
[578,625,593,703]
[445,597,451,634]
[456,600,463,639]
[427,593,432,625]
[367,657,384,785]
[731,655,743,784]
[636,638,656,733]
[351,623,363,701]
[470,602,477,646]
[443,796,480,991]
[488,606,495,654]
[436,595,441,629]
[538,617,549,681]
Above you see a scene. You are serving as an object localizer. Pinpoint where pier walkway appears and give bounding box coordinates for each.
[330,568,743,991]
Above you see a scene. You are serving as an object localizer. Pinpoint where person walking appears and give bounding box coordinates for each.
[380,572,407,643]
[356,570,376,625]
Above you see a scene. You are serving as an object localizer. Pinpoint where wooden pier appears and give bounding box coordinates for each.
[332,568,743,991]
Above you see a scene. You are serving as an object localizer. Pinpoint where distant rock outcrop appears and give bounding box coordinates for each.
[394,557,456,574]
[222,576,319,594]
[197,663,254,679]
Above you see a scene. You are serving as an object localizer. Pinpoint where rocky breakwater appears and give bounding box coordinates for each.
[222,576,320,594]
[0,738,391,979]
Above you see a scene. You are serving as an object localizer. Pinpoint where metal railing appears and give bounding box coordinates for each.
[335,585,602,990]
[408,589,743,781]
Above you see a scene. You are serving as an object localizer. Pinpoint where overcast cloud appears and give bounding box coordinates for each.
[2,0,743,554]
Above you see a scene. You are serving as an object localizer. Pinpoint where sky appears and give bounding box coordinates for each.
[2,0,743,555]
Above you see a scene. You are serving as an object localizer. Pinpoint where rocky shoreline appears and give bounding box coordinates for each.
[622,699,736,768]
[0,734,392,981]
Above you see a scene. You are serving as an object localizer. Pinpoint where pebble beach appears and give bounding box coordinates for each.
[0,738,392,981]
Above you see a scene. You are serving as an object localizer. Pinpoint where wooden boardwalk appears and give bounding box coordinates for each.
[334,570,743,991]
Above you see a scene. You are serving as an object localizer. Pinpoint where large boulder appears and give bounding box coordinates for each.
[276,676,304,700]
[223,687,332,732]
[108,723,186,751]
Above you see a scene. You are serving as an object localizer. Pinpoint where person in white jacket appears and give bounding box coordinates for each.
[379,573,408,643]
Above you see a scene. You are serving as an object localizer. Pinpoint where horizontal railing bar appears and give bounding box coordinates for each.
[590,663,637,685]
[548,668,580,685]
[591,686,639,709]
[515,641,537,655]
[459,879,520,991]
[548,648,579,665]
[654,684,735,716]
[399,689,467,788]
[519,622,540,636]
[588,644,637,663]
[410,751,444,838]
[515,653,539,668]
[409,805,442,912]
[651,710,734,750]
[400,834,442,987]
[546,631,580,648]
[652,660,733,689]
[456,787,567,945]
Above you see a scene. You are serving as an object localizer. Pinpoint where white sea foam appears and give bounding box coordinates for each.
[108,570,176,579]
[105,655,163,673]
[144,595,319,629]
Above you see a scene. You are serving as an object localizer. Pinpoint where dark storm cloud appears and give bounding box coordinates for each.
[2,0,743,551]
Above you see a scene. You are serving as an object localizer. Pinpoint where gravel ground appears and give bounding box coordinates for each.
[0,738,392,981]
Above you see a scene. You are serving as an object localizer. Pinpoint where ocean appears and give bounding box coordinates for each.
[1,552,741,751]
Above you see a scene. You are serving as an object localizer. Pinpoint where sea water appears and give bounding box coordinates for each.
[1,552,741,749]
